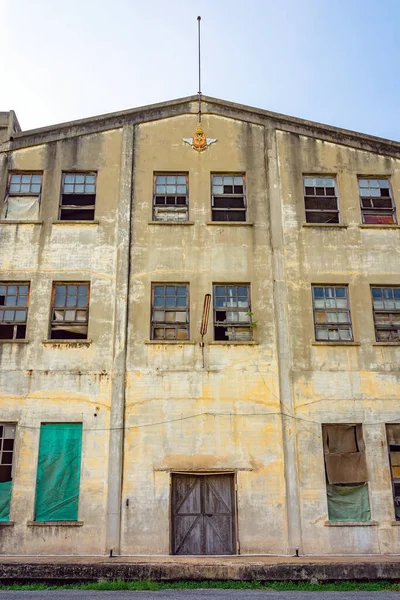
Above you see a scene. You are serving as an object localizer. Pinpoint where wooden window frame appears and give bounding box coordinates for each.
[303,176,340,224]
[151,284,190,340]
[312,285,353,341]
[7,172,42,196]
[0,282,30,340]
[211,174,246,222]
[50,282,90,340]
[371,286,400,341]
[153,173,189,222]
[0,423,16,483]
[213,284,252,341]
[358,177,396,225]
[59,172,96,221]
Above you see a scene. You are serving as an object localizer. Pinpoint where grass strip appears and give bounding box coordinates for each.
[1,580,400,591]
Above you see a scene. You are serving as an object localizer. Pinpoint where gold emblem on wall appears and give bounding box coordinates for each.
[183,123,217,152]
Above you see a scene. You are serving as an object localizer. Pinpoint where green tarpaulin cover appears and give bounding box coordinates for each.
[327,483,371,522]
[35,423,82,522]
[0,481,12,521]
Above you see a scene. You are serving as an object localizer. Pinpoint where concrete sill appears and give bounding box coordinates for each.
[148,221,194,226]
[0,339,30,344]
[145,340,195,345]
[27,521,83,527]
[52,220,99,225]
[391,521,400,526]
[359,224,400,229]
[0,220,43,225]
[42,339,92,347]
[0,521,14,527]
[302,223,347,229]
[209,341,258,345]
[373,342,400,346]
[324,520,378,527]
[207,221,254,226]
[312,342,361,346]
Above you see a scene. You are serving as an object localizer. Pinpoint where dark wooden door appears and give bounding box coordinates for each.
[171,473,236,555]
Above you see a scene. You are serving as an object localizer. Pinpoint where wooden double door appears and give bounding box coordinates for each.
[171,473,237,555]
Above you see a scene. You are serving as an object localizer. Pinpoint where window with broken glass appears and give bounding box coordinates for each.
[213,285,252,341]
[50,283,90,340]
[153,174,188,222]
[211,175,246,222]
[0,283,29,340]
[371,286,400,341]
[151,285,189,340]
[359,178,396,224]
[386,424,400,520]
[303,176,339,224]
[312,286,353,341]
[60,173,96,220]
[3,173,42,220]
[0,424,15,484]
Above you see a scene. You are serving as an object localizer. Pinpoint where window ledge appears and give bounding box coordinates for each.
[145,340,195,345]
[209,341,258,345]
[0,220,43,225]
[324,521,378,527]
[359,224,400,229]
[207,221,254,226]
[302,223,347,229]
[312,341,360,346]
[27,521,83,527]
[42,339,92,347]
[0,339,30,344]
[373,342,400,346]
[0,521,14,527]
[52,220,99,225]
[148,221,194,226]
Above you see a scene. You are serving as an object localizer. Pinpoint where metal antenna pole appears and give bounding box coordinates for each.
[197,16,202,123]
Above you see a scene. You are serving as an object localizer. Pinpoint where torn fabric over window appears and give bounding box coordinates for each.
[2,196,40,220]
[323,424,367,484]
[386,424,400,520]
[327,484,371,522]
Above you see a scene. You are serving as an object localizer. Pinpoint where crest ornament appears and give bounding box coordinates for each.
[183,123,217,152]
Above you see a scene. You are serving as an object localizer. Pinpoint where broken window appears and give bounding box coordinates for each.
[2,173,42,220]
[322,424,370,522]
[303,176,339,224]
[153,174,188,222]
[59,173,96,220]
[211,175,246,222]
[312,286,352,341]
[0,283,29,340]
[359,178,396,224]
[371,287,400,341]
[386,424,400,520]
[213,284,252,341]
[50,283,89,340]
[0,424,15,522]
[151,284,189,340]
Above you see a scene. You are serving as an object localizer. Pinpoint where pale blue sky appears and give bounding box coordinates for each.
[3,0,400,139]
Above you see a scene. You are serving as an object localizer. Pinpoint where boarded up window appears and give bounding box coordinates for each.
[312,286,353,341]
[34,423,82,522]
[60,173,96,221]
[153,174,188,222]
[2,173,42,220]
[322,424,370,521]
[386,424,400,521]
[50,283,89,340]
[371,287,400,342]
[151,284,189,340]
[211,175,246,222]
[0,424,15,522]
[359,178,396,224]
[303,176,339,224]
[213,284,252,341]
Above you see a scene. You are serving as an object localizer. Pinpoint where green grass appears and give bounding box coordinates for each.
[1,580,400,592]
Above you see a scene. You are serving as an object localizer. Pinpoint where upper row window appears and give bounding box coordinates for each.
[304,176,396,225]
[2,172,97,221]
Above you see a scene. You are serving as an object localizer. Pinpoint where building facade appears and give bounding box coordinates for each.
[0,97,400,556]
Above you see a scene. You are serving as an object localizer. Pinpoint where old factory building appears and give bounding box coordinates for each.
[0,96,400,557]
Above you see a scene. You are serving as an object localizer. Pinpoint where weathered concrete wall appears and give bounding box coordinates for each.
[277,130,400,554]
[0,129,123,554]
[121,114,288,555]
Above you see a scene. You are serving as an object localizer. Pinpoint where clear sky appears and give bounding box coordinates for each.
[3,0,400,140]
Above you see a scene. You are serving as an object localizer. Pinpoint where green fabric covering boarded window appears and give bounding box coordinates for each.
[327,483,371,522]
[0,481,12,522]
[35,423,82,522]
